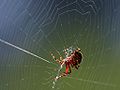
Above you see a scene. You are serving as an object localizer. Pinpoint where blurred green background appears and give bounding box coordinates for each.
[0,0,120,90]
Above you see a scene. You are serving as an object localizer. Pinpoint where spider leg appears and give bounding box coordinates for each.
[63,48,69,57]
[74,65,79,69]
[65,64,71,74]
[50,53,63,64]
[77,47,81,51]
[60,56,63,61]
[50,53,56,60]
[56,63,71,80]
[62,64,71,76]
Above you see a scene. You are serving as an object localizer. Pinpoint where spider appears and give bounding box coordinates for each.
[51,47,83,80]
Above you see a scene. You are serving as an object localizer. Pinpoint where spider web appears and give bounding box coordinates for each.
[0,0,120,90]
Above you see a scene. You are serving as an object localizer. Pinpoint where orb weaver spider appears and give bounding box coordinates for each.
[51,47,83,80]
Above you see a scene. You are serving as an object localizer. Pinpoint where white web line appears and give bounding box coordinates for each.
[22,0,96,40]
[66,76,117,87]
[36,0,109,88]
[0,38,52,64]
[42,0,118,89]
